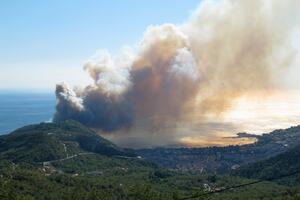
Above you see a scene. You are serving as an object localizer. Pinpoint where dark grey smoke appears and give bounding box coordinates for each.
[54,84,134,131]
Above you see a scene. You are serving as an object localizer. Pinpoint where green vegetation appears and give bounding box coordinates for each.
[234,144,300,186]
[0,121,300,199]
[1,159,299,200]
[0,120,135,163]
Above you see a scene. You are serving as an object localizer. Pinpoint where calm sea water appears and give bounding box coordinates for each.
[0,92,56,134]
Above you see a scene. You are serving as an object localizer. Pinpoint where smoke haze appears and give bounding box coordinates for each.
[54,0,300,147]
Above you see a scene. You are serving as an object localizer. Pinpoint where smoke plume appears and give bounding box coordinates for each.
[54,0,299,147]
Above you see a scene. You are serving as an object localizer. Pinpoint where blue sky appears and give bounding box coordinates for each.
[0,0,200,91]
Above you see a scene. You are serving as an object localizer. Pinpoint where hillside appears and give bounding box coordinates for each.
[1,158,298,200]
[0,121,299,199]
[136,125,300,173]
[233,144,300,186]
[0,120,135,163]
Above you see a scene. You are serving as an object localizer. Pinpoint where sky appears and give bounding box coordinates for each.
[0,0,299,90]
[1,0,300,147]
[0,0,200,91]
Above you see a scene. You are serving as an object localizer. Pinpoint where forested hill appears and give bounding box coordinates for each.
[233,144,300,186]
[0,120,135,163]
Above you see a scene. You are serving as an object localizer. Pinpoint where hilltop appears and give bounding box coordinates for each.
[0,120,135,163]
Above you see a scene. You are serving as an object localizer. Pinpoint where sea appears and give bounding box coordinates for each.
[1,90,300,146]
[0,91,56,135]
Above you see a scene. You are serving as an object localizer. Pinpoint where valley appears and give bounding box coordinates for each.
[137,126,300,174]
